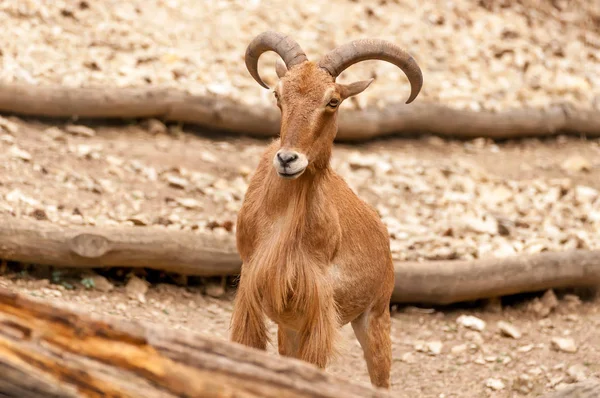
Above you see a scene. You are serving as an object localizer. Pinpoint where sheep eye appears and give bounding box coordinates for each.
[328,98,340,108]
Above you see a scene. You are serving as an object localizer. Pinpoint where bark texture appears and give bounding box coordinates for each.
[0,287,389,398]
[1,216,599,305]
[0,83,598,141]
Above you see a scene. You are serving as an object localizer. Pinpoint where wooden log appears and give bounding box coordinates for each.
[540,379,600,398]
[391,250,600,305]
[0,82,599,141]
[1,215,599,305]
[0,287,389,398]
[0,214,241,276]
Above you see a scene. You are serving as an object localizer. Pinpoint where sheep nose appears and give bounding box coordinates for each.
[276,151,299,167]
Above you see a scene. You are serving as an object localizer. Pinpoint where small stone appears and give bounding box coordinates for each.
[167,175,189,189]
[9,146,32,161]
[415,340,443,356]
[143,118,167,135]
[127,216,149,226]
[567,364,587,382]
[575,186,598,203]
[126,276,149,302]
[89,275,114,292]
[497,321,522,339]
[457,315,486,331]
[427,341,443,355]
[0,116,19,134]
[561,155,591,173]
[486,378,505,391]
[65,124,96,137]
[551,337,577,353]
[542,289,559,309]
[175,197,203,209]
[400,352,416,363]
[451,344,468,355]
[115,303,127,311]
[44,127,67,141]
[517,344,534,353]
[529,290,559,318]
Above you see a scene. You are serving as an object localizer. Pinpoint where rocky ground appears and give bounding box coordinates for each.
[1,116,600,397]
[1,116,599,262]
[0,0,599,112]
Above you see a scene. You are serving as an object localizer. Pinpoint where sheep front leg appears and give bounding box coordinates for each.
[230,271,268,350]
[297,284,339,369]
[351,302,392,388]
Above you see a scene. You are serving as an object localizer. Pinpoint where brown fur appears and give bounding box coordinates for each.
[230,61,395,388]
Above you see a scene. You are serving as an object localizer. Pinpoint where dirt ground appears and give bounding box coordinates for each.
[1,117,599,397]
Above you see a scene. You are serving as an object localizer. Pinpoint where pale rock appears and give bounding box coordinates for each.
[175,197,203,209]
[482,185,513,204]
[144,118,168,135]
[529,290,559,317]
[575,186,598,203]
[126,276,149,302]
[492,242,516,257]
[0,134,14,144]
[89,275,114,292]
[517,344,534,353]
[567,364,587,382]
[486,378,505,391]
[65,124,96,137]
[167,175,189,189]
[551,337,577,353]
[0,116,19,134]
[462,216,497,235]
[9,145,32,161]
[561,155,591,173]
[400,352,416,363]
[415,340,443,356]
[541,289,559,311]
[464,331,484,345]
[44,127,67,141]
[450,344,468,355]
[497,321,522,339]
[457,315,486,331]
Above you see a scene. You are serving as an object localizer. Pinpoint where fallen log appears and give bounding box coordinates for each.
[0,82,599,141]
[0,287,388,398]
[1,215,599,305]
[0,214,241,276]
[391,250,600,305]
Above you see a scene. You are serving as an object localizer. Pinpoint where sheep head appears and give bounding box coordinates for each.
[245,31,423,179]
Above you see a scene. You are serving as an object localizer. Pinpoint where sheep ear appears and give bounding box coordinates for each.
[275,59,288,79]
[338,79,374,100]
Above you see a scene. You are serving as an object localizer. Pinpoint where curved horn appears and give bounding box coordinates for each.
[245,31,308,89]
[318,39,423,104]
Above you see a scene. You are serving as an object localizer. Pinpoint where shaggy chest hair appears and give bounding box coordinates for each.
[244,184,340,326]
